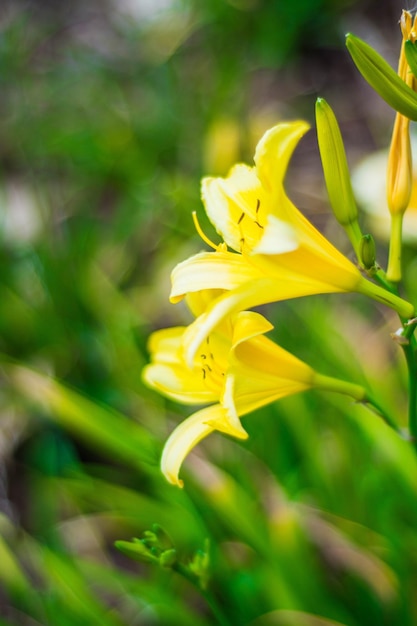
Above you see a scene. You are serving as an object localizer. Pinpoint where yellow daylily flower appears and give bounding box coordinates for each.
[170,122,414,365]
[143,310,319,487]
[144,301,374,487]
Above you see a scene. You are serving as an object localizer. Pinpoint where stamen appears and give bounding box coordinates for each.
[192,211,223,251]
[256,199,260,213]
[238,212,245,224]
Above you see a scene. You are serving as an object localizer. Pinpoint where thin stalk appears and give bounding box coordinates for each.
[367,270,417,440]
[403,343,417,442]
[357,275,414,318]
[313,373,400,432]
[387,213,404,282]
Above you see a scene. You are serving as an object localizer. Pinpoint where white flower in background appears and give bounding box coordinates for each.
[0,180,42,245]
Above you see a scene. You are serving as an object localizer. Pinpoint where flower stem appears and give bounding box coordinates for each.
[367,277,417,441]
[387,212,404,282]
[313,373,400,432]
[357,275,414,318]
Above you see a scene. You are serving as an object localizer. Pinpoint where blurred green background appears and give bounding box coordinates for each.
[1,0,417,624]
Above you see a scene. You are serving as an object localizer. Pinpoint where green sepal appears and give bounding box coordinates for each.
[405,39,417,79]
[346,33,417,120]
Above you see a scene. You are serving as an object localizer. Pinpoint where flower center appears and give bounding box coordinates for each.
[237,198,265,253]
[199,336,226,392]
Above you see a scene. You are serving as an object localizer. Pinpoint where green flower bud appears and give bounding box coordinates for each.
[115,539,159,564]
[152,524,173,551]
[160,549,177,568]
[315,98,359,226]
[359,234,376,270]
[346,33,417,120]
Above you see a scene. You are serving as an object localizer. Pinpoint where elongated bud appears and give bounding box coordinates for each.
[346,33,417,120]
[359,234,376,270]
[315,98,362,257]
[387,114,412,216]
[316,98,359,226]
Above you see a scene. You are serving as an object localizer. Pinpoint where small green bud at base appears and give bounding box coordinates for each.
[359,234,376,269]
[160,549,177,568]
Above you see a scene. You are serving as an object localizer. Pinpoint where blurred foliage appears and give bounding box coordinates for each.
[0,0,416,625]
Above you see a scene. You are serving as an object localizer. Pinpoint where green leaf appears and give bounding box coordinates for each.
[346,33,417,120]
[405,39,417,79]
[5,363,159,470]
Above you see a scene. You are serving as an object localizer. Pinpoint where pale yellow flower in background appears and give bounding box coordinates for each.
[170,121,414,366]
[143,305,316,487]
[352,140,417,243]
[203,117,241,176]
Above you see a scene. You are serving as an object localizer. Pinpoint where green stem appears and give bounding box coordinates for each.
[356,275,414,318]
[363,269,417,441]
[403,341,417,443]
[371,266,397,292]
[345,220,363,261]
[313,373,400,432]
[387,212,404,282]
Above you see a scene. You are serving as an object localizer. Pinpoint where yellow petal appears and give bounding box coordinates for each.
[234,334,313,382]
[170,250,263,303]
[185,289,225,317]
[252,214,299,255]
[230,334,314,414]
[234,378,311,415]
[182,274,339,366]
[231,311,274,347]
[202,165,266,251]
[147,326,185,363]
[161,405,218,487]
[142,363,217,404]
[161,404,246,488]
[254,121,310,197]
[144,326,218,404]
[215,374,249,438]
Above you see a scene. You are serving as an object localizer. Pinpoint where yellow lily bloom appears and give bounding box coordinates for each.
[170,122,414,365]
[143,309,317,487]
